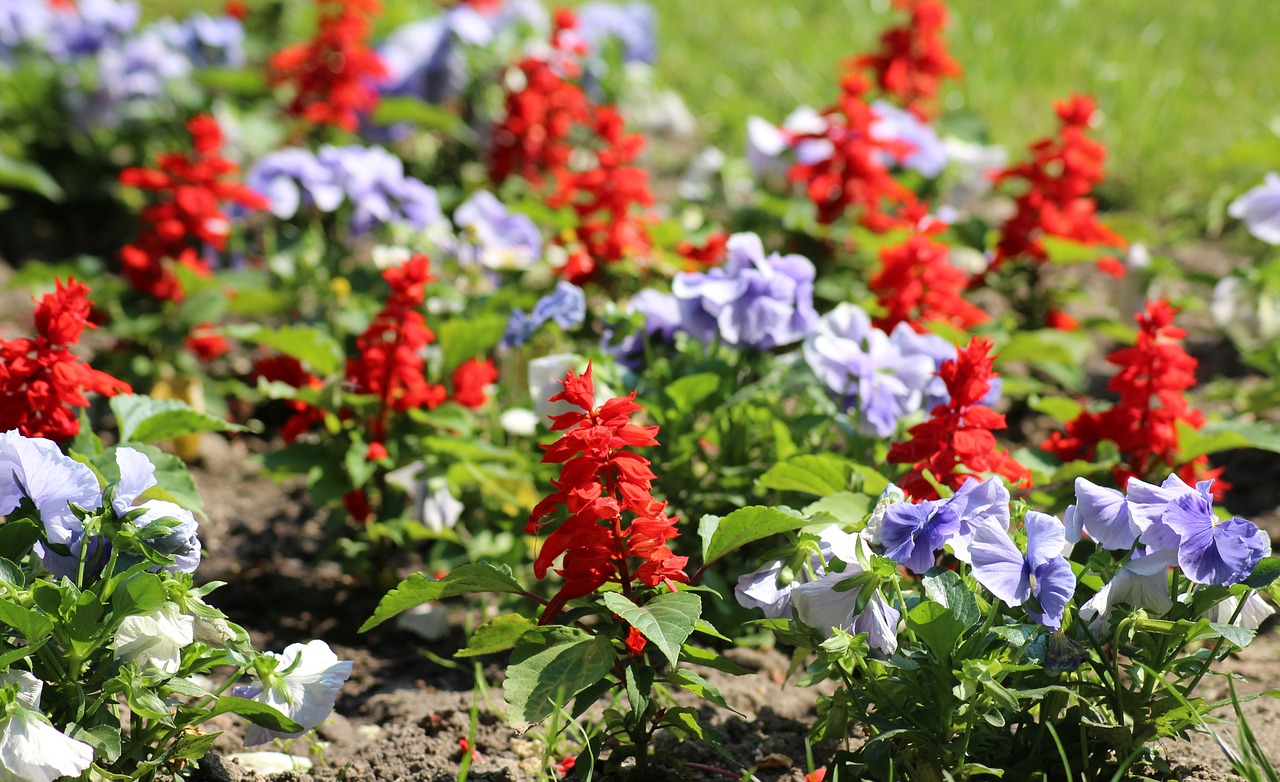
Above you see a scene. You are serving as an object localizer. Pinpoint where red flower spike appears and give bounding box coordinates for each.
[676,231,729,270]
[870,218,987,333]
[854,0,962,119]
[186,322,229,362]
[0,278,130,442]
[990,95,1126,275]
[1042,299,1222,493]
[252,354,326,442]
[529,366,688,622]
[119,115,267,302]
[451,358,499,409]
[887,337,1030,500]
[788,72,916,229]
[267,0,387,131]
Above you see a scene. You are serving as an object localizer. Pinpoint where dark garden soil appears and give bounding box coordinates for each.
[183,434,1280,782]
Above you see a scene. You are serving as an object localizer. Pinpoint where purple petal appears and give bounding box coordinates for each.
[969,517,1030,607]
[112,447,157,516]
[1073,477,1139,550]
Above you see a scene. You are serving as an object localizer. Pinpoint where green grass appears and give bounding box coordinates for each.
[141,0,1280,224]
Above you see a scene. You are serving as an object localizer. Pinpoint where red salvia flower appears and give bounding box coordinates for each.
[676,230,729,270]
[224,0,248,19]
[185,322,229,362]
[346,254,447,443]
[528,364,688,622]
[251,354,326,443]
[1042,299,1222,493]
[450,358,499,410]
[990,95,1126,275]
[624,625,647,655]
[854,0,962,119]
[0,278,130,442]
[119,115,267,302]
[267,0,388,131]
[788,72,916,229]
[887,337,1030,500]
[870,209,986,332]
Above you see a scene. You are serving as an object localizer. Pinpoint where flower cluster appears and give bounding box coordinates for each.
[869,209,987,333]
[0,278,129,442]
[887,337,1030,499]
[0,431,353,776]
[267,0,387,131]
[548,104,655,280]
[787,72,916,229]
[119,115,267,301]
[246,144,445,237]
[670,232,818,349]
[853,0,961,118]
[488,10,592,187]
[804,302,998,437]
[991,95,1126,274]
[376,4,495,107]
[488,10,654,280]
[1070,474,1270,590]
[0,0,138,63]
[1043,299,1216,490]
[527,364,687,621]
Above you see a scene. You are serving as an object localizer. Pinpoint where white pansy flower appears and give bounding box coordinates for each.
[527,354,613,423]
[422,477,463,534]
[0,670,94,782]
[241,640,353,746]
[1202,593,1276,636]
[113,602,195,676]
[499,408,539,436]
[1078,548,1177,639]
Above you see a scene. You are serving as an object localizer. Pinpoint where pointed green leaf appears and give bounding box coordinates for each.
[223,324,344,376]
[455,614,536,658]
[360,563,524,632]
[503,626,614,729]
[602,591,701,667]
[109,395,241,444]
[0,600,53,640]
[208,697,304,733]
[758,454,855,496]
[700,506,809,564]
[1245,557,1280,589]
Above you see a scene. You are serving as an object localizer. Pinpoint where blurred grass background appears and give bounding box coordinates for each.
[142,0,1280,227]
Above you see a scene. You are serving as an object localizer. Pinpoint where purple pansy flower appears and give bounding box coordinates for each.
[881,498,962,575]
[0,430,101,547]
[454,190,542,270]
[47,0,140,61]
[970,511,1076,629]
[804,303,936,436]
[943,476,1011,563]
[501,281,586,348]
[1228,173,1280,245]
[733,526,865,620]
[1071,477,1142,551]
[576,1,656,65]
[1149,489,1269,586]
[792,573,901,655]
[870,100,948,178]
[672,232,817,349]
[378,7,493,106]
[745,107,832,180]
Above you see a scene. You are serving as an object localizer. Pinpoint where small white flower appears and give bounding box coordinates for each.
[0,670,94,782]
[1078,548,1176,639]
[113,602,195,676]
[499,408,539,436]
[242,640,353,746]
[422,478,463,534]
[1202,593,1276,636]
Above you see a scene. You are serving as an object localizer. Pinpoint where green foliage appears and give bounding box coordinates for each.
[503,627,615,729]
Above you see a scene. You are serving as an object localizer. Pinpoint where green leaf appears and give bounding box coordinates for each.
[168,730,220,762]
[666,668,731,710]
[0,600,53,640]
[208,697,304,733]
[69,724,122,762]
[758,454,854,496]
[700,505,809,564]
[436,315,509,372]
[0,151,63,201]
[0,518,41,562]
[997,330,1092,367]
[503,626,615,729]
[907,600,966,665]
[371,95,465,133]
[1197,420,1280,455]
[0,557,23,586]
[679,645,751,675]
[111,572,166,618]
[1028,395,1084,424]
[455,614,536,658]
[109,395,240,444]
[1245,557,1280,589]
[922,569,981,628]
[602,591,701,667]
[803,492,872,526]
[360,563,524,632]
[194,67,269,96]
[664,373,721,412]
[224,324,344,376]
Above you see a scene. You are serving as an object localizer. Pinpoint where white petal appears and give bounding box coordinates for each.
[0,710,94,782]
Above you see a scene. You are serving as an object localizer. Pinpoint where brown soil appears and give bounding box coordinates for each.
[182,434,1280,782]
